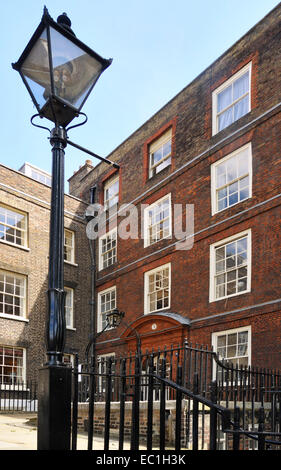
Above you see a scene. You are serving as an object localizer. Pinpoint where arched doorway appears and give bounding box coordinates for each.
[120,311,190,354]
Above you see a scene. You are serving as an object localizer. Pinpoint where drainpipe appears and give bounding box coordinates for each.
[87,186,97,355]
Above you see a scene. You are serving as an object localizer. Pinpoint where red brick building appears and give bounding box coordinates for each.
[69,4,281,370]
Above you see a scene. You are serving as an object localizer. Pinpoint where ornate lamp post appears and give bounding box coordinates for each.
[12,8,113,450]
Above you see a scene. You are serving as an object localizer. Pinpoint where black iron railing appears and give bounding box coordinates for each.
[71,342,281,451]
[0,381,38,412]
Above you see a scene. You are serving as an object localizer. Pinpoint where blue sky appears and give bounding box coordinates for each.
[2,0,280,192]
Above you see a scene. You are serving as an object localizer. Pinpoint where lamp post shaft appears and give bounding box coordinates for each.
[37,126,72,450]
[47,126,67,365]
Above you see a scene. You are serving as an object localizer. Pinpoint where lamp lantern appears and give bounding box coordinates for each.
[106,308,125,329]
[12,8,112,127]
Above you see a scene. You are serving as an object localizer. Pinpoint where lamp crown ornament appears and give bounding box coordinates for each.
[57,12,75,36]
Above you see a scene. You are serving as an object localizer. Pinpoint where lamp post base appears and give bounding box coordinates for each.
[37,364,72,450]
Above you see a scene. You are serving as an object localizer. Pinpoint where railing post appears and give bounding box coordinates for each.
[131,354,140,451]
[175,365,183,450]
[71,353,79,450]
[192,372,199,451]
[147,354,154,451]
[258,406,265,451]
[233,406,240,451]
[104,357,112,451]
[160,358,166,450]
[87,354,96,450]
[209,380,217,450]
[119,358,126,451]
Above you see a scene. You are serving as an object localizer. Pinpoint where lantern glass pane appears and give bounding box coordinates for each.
[21,28,51,109]
[49,27,104,110]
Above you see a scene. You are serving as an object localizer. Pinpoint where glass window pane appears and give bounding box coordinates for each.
[240,175,249,189]
[49,27,104,109]
[229,192,238,206]
[216,164,226,187]
[163,140,171,157]
[227,281,236,295]
[238,331,248,344]
[217,335,226,347]
[238,267,247,278]
[216,274,225,288]
[228,181,238,195]
[228,333,237,346]
[216,284,225,299]
[234,95,249,121]
[233,72,249,101]
[22,29,51,109]
[238,153,249,176]
[218,198,227,211]
[218,108,233,132]
[240,187,249,201]
[226,158,238,182]
[237,278,247,292]
[227,345,236,358]
[152,148,163,165]
[226,242,236,258]
[218,187,227,200]
[217,85,232,112]
[237,238,247,253]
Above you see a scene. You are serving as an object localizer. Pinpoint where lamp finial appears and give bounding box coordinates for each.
[57,12,75,36]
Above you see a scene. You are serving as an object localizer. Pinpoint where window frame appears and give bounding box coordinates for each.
[148,128,172,179]
[31,169,51,186]
[63,353,75,367]
[212,326,252,368]
[64,286,74,329]
[104,175,119,210]
[144,263,171,315]
[0,204,28,249]
[64,229,75,265]
[209,230,251,303]
[0,270,27,320]
[0,345,26,387]
[97,353,116,395]
[99,227,117,271]
[97,286,117,333]
[211,143,252,215]
[212,62,252,135]
[143,194,172,247]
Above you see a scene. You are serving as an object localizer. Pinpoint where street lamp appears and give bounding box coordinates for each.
[12,8,113,451]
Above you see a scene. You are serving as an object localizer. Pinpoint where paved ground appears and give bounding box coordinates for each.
[0,413,130,451]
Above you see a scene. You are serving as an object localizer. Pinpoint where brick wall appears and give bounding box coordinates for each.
[78,400,200,447]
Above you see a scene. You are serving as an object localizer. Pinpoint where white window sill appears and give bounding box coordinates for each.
[64,260,78,267]
[212,196,251,217]
[0,313,29,322]
[0,240,30,252]
[144,305,170,315]
[144,233,172,249]
[209,288,251,303]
